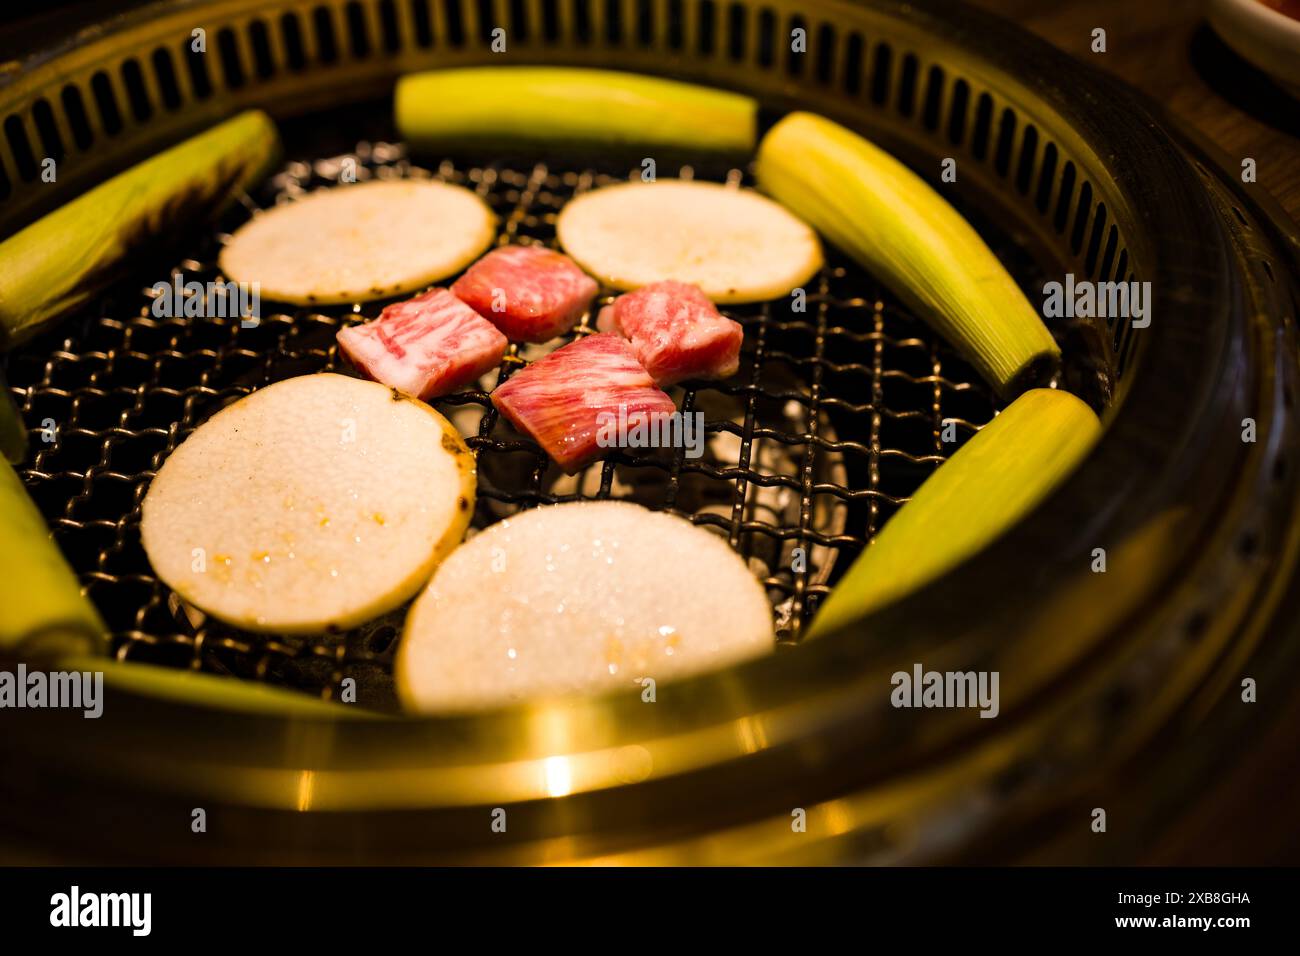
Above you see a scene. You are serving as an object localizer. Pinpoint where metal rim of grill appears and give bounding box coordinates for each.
[1,0,1298,864]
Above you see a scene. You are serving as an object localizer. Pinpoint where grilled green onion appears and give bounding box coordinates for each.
[756,112,1060,398]
[0,458,105,658]
[0,369,25,464]
[0,110,280,349]
[396,67,757,156]
[809,389,1100,638]
[59,656,378,718]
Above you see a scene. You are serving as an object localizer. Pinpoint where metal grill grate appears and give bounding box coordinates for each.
[3,141,1025,711]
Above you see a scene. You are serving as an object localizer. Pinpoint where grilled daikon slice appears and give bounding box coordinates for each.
[219,180,495,305]
[140,373,476,634]
[556,180,823,304]
[397,501,774,713]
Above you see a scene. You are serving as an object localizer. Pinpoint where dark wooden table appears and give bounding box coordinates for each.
[973,0,1300,223]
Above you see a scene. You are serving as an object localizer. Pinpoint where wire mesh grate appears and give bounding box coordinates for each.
[3,141,1019,711]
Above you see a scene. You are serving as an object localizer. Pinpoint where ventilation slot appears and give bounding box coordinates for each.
[249,20,276,77]
[282,13,309,69]
[1054,160,1076,233]
[313,7,341,62]
[637,0,654,47]
[667,0,684,50]
[815,24,835,85]
[993,107,1014,177]
[379,0,402,51]
[728,4,747,62]
[786,16,807,76]
[344,1,372,56]
[897,53,917,117]
[1085,202,1107,277]
[32,99,65,164]
[216,28,246,88]
[843,31,864,96]
[61,85,94,151]
[921,65,943,131]
[410,0,433,47]
[1034,141,1057,213]
[946,78,968,144]
[696,0,717,54]
[757,8,775,67]
[970,91,991,160]
[541,0,560,44]
[870,42,892,106]
[1015,123,1036,195]
[151,48,183,110]
[1070,180,1093,255]
[3,116,38,181]
[120,59,153,121]
[574,0,593,45]
[1099,224,1119,282]
[90,71,124,136]
[509,0,528,43]
[609,0,626,46]
[474,0,492,45]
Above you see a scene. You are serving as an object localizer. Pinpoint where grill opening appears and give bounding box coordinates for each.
[3,95,1102,712]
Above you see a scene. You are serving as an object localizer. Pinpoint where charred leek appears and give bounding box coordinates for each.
[396,67,757,156]
[809,389,1100,638]
[0,110,280,349]
[0,458,105,658]
[756,112,1059,398]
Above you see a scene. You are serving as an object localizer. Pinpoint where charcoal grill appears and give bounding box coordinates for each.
[1,0,1298,864]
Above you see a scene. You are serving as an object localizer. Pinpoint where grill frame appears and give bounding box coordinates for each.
[1,0,1298,864]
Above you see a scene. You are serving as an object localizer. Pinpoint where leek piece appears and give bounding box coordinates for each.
[0,110,281,349]
[0,458,105,658]
[396,67,756,155]
[0,369,25,464]
[756,112,1060,398]
[810,389,1100,637]
[59,655,381,718]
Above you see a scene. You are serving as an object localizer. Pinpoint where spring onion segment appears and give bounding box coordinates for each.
[59,655,380,718]
[140,373,476,634]
[397,501,774,713]
[219,179,495,305]
[0,459,105,658]
[557,180,823,303]
[809,389,1100,638]
[396,67,757,155]
[0,110,280,349]
[756,112,1060,397]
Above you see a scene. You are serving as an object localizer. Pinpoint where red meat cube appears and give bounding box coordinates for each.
[491,333,677,473]
[336,288,507,400]
[600,280,743,387]
[452,245,599,343]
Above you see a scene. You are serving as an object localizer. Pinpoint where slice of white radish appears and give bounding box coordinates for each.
[556,179,823,303]
[141,373,476,634]
[219,180,495,305]
[397,500,773,713]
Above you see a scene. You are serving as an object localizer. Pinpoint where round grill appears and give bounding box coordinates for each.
[0,0,1296,866]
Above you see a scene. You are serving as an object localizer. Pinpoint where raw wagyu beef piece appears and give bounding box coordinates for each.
[452,245,599,343]
[336,288,508,400]
[600,280,743,387]
[491,333,676,473]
